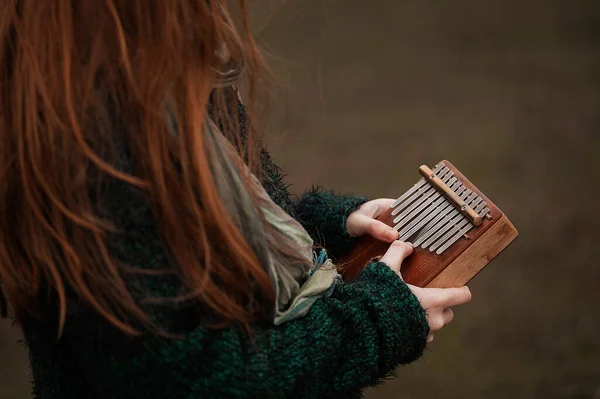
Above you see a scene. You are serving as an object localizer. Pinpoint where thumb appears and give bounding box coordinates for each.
[380,241,414,276]
[348,214,398,242]
[367,219,400,242]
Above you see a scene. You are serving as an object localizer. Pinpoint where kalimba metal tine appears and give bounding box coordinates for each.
[434,203,488,254]
[390,164,446,209]
[393,172,454,225]
[428,198,484,252]
[392,176,456,220]
[398,180,461,240]
[390,182,424,209]
[422,195,482,251]
[392,174,456,223]
[392,167,451,217]
[400,199,454,242]
[412,185,467,243]
[393,189,443,232]
[413,193,469,247]
[432,201,487,253]
[413,189,474,247]
[435,205,490,254]
[391,185,436,217]
[420,193,478,249]
[397,194,449,239]
[402,185,464,243]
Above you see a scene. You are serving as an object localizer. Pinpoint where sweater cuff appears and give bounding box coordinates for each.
[292,189,368,259]
[353,262,430,368]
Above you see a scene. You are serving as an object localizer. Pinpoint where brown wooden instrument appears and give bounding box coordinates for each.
[339,160,518,288]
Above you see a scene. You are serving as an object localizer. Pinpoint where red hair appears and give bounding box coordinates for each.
[0,0,276,336]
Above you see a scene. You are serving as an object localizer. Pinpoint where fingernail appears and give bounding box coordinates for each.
[386,230,398,241]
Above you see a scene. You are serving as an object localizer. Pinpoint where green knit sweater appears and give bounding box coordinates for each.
[21,90,429,399]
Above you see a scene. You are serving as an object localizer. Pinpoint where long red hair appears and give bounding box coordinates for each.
[0,0,277,336]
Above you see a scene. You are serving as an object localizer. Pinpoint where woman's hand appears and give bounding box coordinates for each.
[346,198,399,242]
[408,285,471,344]
[380,241,473,344]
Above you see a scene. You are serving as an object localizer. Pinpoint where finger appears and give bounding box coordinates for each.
[442,308,454,325]
[354,199,396,219]
[427,333,435,344]
[353,200,379,218]
[379,241,414,273]
[427,312,444,333]
[346,210,375,237]
[366,219,399,242]
[349,214,398,241]
[347,199,396,238]
[370,198,396,218]
[435,287,472,308]
[346,213,368,237]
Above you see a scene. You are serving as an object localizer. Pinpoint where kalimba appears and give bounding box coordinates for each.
[340,160,518,288]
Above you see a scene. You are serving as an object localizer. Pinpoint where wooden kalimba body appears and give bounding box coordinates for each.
[340,160,518,288]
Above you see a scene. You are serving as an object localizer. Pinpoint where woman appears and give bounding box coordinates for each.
[0,2,471,398]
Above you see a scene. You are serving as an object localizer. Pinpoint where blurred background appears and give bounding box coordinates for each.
[1,1,599,398]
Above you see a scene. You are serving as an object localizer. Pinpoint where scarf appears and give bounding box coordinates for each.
[204,119,341,325]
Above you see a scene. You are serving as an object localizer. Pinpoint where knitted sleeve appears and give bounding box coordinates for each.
[68,262,429,399]
[292,189,369,259]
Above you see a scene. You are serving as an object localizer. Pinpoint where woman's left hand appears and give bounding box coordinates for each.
[346,198,399,242]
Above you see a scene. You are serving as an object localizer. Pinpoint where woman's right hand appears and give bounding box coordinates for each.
[380,241,472,344]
